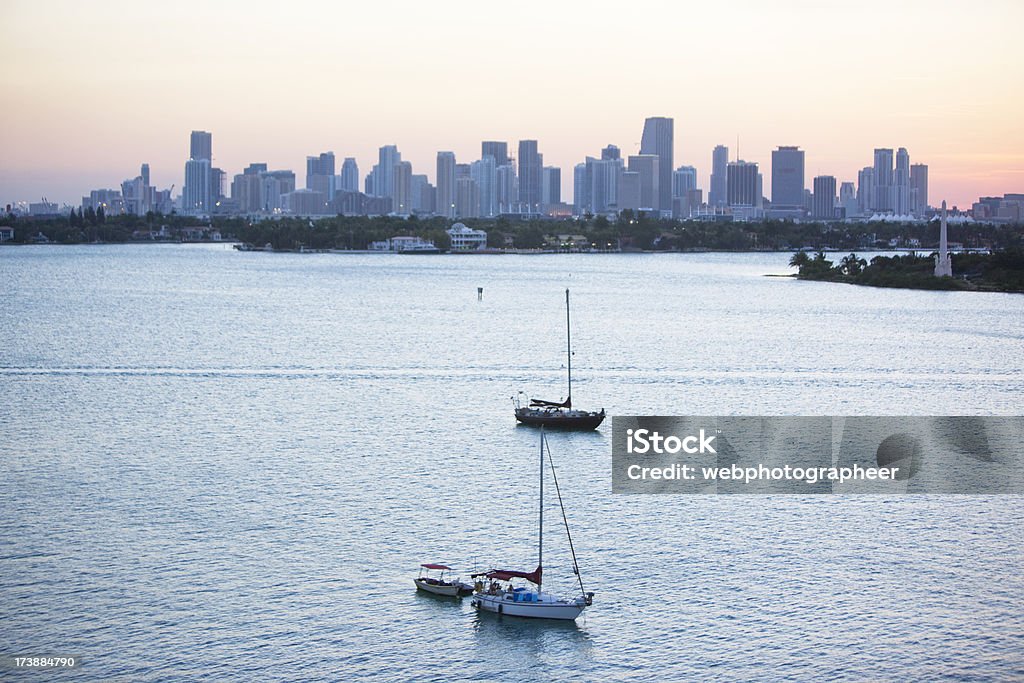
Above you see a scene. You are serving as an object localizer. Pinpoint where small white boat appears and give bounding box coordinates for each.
[414,563,473,597]
[471,429,594,621]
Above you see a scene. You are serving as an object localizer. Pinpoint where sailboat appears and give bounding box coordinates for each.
[471,430,594,620]
[513,289,605,430]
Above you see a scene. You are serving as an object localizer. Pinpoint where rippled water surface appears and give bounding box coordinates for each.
[1,245,1022,681]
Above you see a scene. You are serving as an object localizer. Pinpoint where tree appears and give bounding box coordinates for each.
[789,251,810,269]
[839,253,867,276]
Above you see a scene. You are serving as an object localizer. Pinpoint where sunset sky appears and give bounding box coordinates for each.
[2,0,1022,209]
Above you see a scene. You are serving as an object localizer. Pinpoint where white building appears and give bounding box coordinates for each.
[447,223,487,251]
[368,236,438,252]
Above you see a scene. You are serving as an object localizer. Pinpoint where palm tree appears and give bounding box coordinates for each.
[839,253,867,276]
[789,251,810,269]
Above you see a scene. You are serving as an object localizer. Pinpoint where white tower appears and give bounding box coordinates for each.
[934,200,952,277]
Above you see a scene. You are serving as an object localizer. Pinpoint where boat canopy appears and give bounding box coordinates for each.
[421,563,452,570]
[530,398,571,409]
[472,565,543,586]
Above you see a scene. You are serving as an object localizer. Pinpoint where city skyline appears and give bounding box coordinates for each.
[2,0,1023,208]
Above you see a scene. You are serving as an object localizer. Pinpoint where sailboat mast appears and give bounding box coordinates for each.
[565,288,572,409]
[538,429,544,587]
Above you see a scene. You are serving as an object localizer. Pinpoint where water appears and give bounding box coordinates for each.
[1,244,1022,681]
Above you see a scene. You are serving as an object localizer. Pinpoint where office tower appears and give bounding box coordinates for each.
[410,175,434,214]
[726,160,759,207]
[190,130,212,161]
[210,167,225,202]
[261,170,295,212]
[910,163,928,215]
[365,169,376,197]
[857,167,875,214]
[436,151,456,218]
[640,117,673,212]
[573,163,587,214]
[627,155,660,211]
[495,164,517,214]
[812,175,836,219]
[455,163,471,178]
[672,166,698,198]
[839,181,858,219]
[481,141,509,167]
[894,147,910,214]
[710,145,729,207]
[471,156,497,217]
[602,145,621,161]
[183,158,211,215]
[582,153,624,214]
[340,158,359,193]
[518,140,542,213]
[618,171,641,212]
[306,152,335,187]
[771,146,805,208]
[377,145,401,200]
[455,176,480,218]
[231,165,264,213]
[392,160,412,214]
[672,166,698,218]
[542,166,561,208]
[141,163,150,188]
[873,148,894,211]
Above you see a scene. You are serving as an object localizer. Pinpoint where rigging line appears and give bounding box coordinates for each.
[543,432,587,599]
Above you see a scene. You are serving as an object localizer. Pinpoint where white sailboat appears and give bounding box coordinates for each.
[471,430,594,620]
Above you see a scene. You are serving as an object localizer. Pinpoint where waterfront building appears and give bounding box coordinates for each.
[447,222,487,250]
[640,116,673,212]
[284,188,329,216]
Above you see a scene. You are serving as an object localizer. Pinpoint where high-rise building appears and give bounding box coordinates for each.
[640,117,673,212]
[306,151,335,200]
[340,158,359,193]
[496,164,517,214]
[839,181,858,219]
[542,166,561,208]
[602,145,621,161]
[455,176,479,218]
[378,145,401,200]
[183,158,211,215]
[873,148,894,212]
[436,152,456,219]
[471,156,497,217]
[910,163,928,216]
[726,160,759,207]
[190,130,212,161]
[710,145,729,207]
[393,160,412,214]
[857,167,875,215]
[618,171,641,212]
[672,165,698,218]
[771,146,805,208]
[812,175,836,219]
[481,141,509,167]
[628,155,660,211]
[517,140,542,214]
[573,163,587,215]
[894,147,911,214]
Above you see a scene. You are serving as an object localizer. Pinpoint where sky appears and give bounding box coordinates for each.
[1,0,1022,210]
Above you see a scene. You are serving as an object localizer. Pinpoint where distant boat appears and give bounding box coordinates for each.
[414,563,473,597]
[471,429,594,620]
[514,289,605,430]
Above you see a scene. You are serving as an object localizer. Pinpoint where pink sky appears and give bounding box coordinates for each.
[2,0,1022,210]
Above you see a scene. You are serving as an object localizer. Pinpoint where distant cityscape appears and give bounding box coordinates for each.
[7,118,1023,225]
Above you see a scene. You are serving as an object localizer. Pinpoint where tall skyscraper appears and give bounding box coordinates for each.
[496,164,517,213]
[436,151,456,219]
[710,145,729,207]
[183,159,211,215]
[771,146,805,208]
[894,147,911,214]
[455,176,479,218]
[481,141,509,167]
[910,163,928,216]
[640,117,673,212]
[190,130,212,161]
[573,163,587,215]
[672,166,698,217]
[602,145,621,161]
[726,160,759,207]
[857,166,875,215]
[340,158,359,193]
[471,156,497,217]
[306,151,336,200]
[812,175,836,219]
[393,161,412,214]
[628,155,660,211]
[518,140,542,213]
[873,148,894,212]
[839,181,858,219]
[378,145,401,200]
[542,167,561,208]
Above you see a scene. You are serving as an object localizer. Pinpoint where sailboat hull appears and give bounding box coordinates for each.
[515,408,605,431]
[473,593,586,620]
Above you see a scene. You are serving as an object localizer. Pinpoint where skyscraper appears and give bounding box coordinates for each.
[455,176,479,218]
[710,145,728,207]
[726,160,758,207]
[183,159,211,215]
[471,156,497,217]
[894,147,911,214]
[518,140,542,214]
[873,148,894,212]
[306,151,336,200]
[340,158,359,193]
[481,141,509,167]
[910,163,928,216]
[857,166,875,215]
[771,146,805,208]
[436,151,456,219]
[672,166,698,218]
[812,175,836,219]
[496,164,517,214]
[378,145,401,200]
[628,155,660,211]
[190,130,212,161]
[542,166,561,208]
[393,161,412,214]
[573,163,587,215]
[640,117,673,212]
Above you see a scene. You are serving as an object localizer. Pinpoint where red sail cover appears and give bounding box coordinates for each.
[472,565,543,586]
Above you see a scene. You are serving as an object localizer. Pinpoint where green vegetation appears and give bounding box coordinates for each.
[2,209,1023,254]
[791,250,1024,293]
